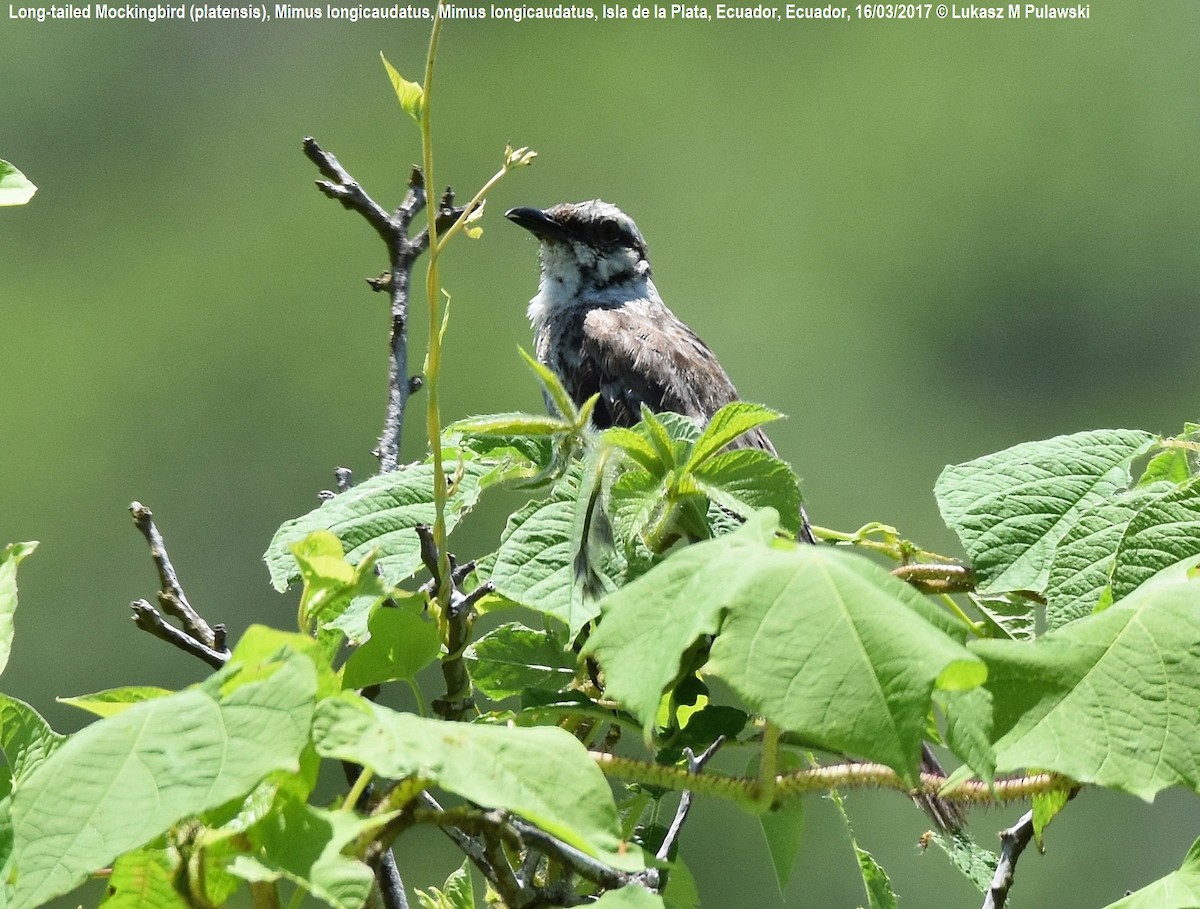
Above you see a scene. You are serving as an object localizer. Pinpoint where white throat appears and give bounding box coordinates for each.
[525,240,653,332]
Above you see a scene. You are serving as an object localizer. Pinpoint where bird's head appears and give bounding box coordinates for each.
[506,200,652,297]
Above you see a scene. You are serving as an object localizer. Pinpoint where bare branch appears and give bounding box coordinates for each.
[129,503,231,669]
[657,736,725,862]
[130,600,228,669]
[982,810,1035,909]
[130,501,217,648]
[303,138,463,473]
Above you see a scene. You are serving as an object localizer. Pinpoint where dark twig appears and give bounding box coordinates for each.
[982,810,1036,909]
[302,138,462,473]
[344,744,408,909]
[657,736,725,862]
[409,802,659,904]
[371,852,409,909]
[415,524,491,721]
[130,502,217,648]
[131,600,228,669]
[129,503,231,668]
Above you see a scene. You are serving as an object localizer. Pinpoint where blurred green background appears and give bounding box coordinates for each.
[3,3,1199,906]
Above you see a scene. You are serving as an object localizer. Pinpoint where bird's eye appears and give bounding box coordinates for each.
[597,219,623,244]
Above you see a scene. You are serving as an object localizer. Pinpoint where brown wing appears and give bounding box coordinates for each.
[576,303,775,453]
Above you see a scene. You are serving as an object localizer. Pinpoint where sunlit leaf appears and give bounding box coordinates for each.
[380,52,424,122]
[0,542,36,678]
[935,429,1157,594]
[0,161,36,206]
[312,693,640,871]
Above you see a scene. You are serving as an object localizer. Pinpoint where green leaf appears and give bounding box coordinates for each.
[57,686,173,718]
[591,886,666,908]
[291,531,390,634]
[1031,786,1071,847]
[1110,476,1200,601]
[1043,482,1175,629]
[936,686,996,784]
[312,693,640,871]
[101,849,189,909]
[265,461,488,591]
[416,860,475,909]
[486,463,623,636]
[691,448,803,538]
[1099,837,1200,908]
[380,52,424,122]
[10,647,317,908]
[585,512,984,779]
[757,751,804,892]
[449,412,572,437]
[463,623,577,700]
[227,795,387,909]
[1139,447,1191,486]
[685,402,782,469]
[0,161,36,206]
[935,429,1157,594]
[0,696,64,785]
[639,407,679,467]
[973,561,1200,800]
[660,859,699,909]
[927,829,997,894]
[341,599,440,690]
[504,144,538,169]
[829,789,897,909]
[0,542,36,678]
[971,594,1036,641]
[605,426,667,475]
[520,347,578,422]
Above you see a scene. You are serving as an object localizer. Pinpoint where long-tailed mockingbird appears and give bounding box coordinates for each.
[507,199,963,830]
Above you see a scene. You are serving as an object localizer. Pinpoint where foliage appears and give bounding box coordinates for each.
[0,160,36,206]
[3,20,1200,909]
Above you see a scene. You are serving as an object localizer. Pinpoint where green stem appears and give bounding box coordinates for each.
[420,8,453,608]
[754,721,780,812]
[343,767,374,812]
[591,751,1071,807]
[434,163,514,255]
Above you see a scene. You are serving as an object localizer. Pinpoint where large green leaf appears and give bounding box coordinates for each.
[1100,837,1200,908]
[486,462,622,635]
[312,693,639,871]
[0,696,63,786]
[463,623,577,701]
[935,429,1157,594]
[691,448,803,538]
[341,600,440,690]
[1110,477,1200,600]
[1043,482,1174,629]
[265,462,488,591]
[973,559,1200,800]
[0,542,36,678]
[585,512,984,780]
[10,647,317,908]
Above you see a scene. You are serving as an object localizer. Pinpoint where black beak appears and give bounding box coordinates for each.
[505,206,572,242]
